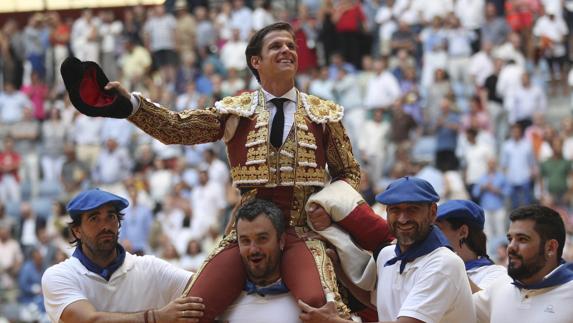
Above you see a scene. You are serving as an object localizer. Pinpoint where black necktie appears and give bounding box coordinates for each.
[270,98,288,148]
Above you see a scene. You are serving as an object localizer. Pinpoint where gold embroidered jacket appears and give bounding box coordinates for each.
[128,89,360,223]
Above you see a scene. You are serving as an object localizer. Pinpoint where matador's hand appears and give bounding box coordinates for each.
[307,203,333,231]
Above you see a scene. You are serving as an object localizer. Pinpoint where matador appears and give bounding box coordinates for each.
[61,22,392,322]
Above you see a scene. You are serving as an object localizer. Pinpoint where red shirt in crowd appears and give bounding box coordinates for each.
[335,5,365,33]
[0,150,21,182]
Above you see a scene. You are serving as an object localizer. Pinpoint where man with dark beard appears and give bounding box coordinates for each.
[298,177,476,322]
[41,189,204,323]
[472,205,573,323]
[218,198,303,322]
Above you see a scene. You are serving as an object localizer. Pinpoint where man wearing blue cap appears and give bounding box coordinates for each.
[473,205,573,323]
[41,188,204,323]
[298,177,476,323]
[436,200,508,289]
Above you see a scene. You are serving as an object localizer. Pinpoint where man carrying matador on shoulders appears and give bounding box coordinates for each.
[61,22,392,322]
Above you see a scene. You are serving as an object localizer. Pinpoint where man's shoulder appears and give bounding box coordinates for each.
[214,91,259,117]
[46,256,80,271]
[129,254,191,277]
[416,247,466,274]
[377,245,397,263]
[42,257,83,284]
[300,92,344,124]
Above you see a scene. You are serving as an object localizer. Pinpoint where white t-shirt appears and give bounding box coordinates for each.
[468,51,494,87]
[364,71,401,109]
[474,271,573,323]
[143,14,177,51]
[42,252,192,323]
[505,84,547,124]
[0,91,32,124]
[455,0,485,30]
[467,264,509,290]
[493,43,526,67]
[412,0,454,23]
[220,40,248,71]
[496,64,524,99]
[72,114,102,145]
[374,246,476,323]
[219,291,301,323]
[532,16,569,57]
[99,21,123,53]
[463,142,494,185]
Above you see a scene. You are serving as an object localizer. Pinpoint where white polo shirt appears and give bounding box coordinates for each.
[474,272,573,323]
[219,291,301,323]
[468,264,510,290]
[375,246,476,323]
[42,252,192,323]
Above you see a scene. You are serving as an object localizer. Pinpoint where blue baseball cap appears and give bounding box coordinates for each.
[67,188,129,217]
[437,200,485,230]
[375,176,440,205]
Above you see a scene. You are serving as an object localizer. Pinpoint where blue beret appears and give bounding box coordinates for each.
[375,176,440,205]
[437,200,485,230]
[67,188,129,217]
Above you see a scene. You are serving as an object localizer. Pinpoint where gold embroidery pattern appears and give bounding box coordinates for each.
[231,164,270,185]
[245,127,267,146]
[296,227,351,319]
[297,128,317,147]
[245,145,267,165]
[289,186,320,226]
[295,168,326,186]
[245,103,269,148]
[298,147,316,163]
[229,90,352,189]
[275,130,297,186]
[128,96,224,145]
[240,189,259,205]
[293,95,325,187]
[301,93,344,124]
[214,91,258,117]
[183,230,237,295]
[325,122,361,189]
[237,91,271,181]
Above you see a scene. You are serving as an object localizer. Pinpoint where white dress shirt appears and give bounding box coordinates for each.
[263,87,298,145]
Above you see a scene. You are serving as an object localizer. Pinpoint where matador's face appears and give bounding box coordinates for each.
[251,30,298,83]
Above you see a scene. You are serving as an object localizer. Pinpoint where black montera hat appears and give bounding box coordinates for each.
[60,56,132,118]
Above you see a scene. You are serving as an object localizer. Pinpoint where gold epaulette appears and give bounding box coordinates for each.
[300,93,344,124]
[214,91,259,117]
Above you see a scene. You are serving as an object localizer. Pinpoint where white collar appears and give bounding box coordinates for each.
[261,87,297,104]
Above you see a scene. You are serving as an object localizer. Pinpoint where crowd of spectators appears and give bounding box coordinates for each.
[1,0,573,321]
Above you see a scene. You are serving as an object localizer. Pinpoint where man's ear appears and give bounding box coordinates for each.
[546,239,559,258]
[250,56,261,70]
[279,233,286,251]
[430,203,438,222]
[71,225,81,241]
[459,224,469,240]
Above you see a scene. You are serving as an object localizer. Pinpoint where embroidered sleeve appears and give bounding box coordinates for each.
[128,95,226,145]
[324,121,361,189]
